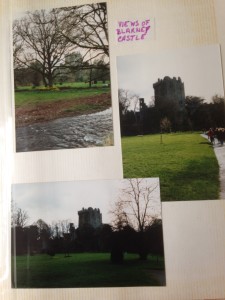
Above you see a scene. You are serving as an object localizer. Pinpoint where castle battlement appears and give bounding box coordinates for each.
[153,76,185,110]
[78,207,102,229]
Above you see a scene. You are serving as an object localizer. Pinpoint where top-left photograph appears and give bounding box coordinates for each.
[13,3,113,152]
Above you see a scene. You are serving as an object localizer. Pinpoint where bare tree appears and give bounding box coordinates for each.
[58,219,71,235]
[111,197,129,231]
[118,89,131,116]
[13,22,24,69]
[111,179,159,232]
[160,117,172,133]
[57,3,109,65]
[13,9,73,87]
[12,205,29,228]
[51,219,71,238]
[118,89,140,115]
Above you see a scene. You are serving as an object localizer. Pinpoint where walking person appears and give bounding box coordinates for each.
[207,128,215,145]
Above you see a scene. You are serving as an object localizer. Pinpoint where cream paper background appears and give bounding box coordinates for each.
[1,0,225,299]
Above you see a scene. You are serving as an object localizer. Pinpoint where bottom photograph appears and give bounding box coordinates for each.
[11,178,165,288]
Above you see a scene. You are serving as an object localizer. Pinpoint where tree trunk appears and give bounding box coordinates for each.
[47,74,53,88]
[89,68,93,88]
[43,75,48,87]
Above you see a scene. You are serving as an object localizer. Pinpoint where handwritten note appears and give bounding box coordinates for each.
[116,19,153,42]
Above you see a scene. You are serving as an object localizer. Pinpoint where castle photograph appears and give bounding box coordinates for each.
[117,45,224,135]
[117,45,225,201]
[11,178,165,288]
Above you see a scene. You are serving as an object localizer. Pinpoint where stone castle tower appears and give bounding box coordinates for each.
[153,76,185,110]
[78,207,102,229]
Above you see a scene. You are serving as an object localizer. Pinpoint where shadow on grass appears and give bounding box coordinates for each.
[12,253,165,288]
[199,141,212,146]
[161,157,219,201]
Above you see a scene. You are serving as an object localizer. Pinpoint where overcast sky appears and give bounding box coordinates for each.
[12,178,161,227]
[117,44,224,106]
[13,5,109,66]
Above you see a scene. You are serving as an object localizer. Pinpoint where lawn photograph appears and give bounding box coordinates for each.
[11,178,165,288]
[117,45,225,201]
[13,3,113,152]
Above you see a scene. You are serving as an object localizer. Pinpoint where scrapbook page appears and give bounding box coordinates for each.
[1,0,225,299]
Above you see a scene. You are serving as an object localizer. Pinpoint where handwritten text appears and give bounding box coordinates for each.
[116,19,151,42]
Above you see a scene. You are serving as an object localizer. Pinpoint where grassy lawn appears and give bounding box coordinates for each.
[122,132,219,201]
[15,81,110,91]
[15,87,110,107]
[12,253,164,288]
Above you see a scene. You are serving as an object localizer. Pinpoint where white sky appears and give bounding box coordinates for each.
[12,178,161,228]
[117,44,224,106]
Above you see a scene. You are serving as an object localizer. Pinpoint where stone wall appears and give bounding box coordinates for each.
[78,207,102,229]
[153,76,185,110]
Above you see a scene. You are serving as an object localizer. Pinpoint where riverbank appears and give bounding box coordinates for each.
[15,92,111,127]
[16,108,113,152]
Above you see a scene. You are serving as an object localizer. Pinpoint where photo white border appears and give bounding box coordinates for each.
[1,0,225,299]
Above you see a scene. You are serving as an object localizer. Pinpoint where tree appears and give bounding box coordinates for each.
[160,117,172,133]
[57,3,109,63]
[13,9,73,87]
[33,219,51,252]
[118,89,141,135]
[118,89,131,117]
[145,219,164,262]
[211,95,225,128]
[111,179,160,261]
[56,3,109,86]
[11,205,29,228]
[111,196,129,231]
[112,179,159,233]
[51,219,71,238]
[61,51,84,82]
[185,96,205,116]
[91,59,110,83]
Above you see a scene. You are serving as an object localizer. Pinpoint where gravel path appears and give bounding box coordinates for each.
[201,134,225,199]
[213,144,225,199]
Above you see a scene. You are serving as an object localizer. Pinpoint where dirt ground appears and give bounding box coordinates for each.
[15,93,111,127]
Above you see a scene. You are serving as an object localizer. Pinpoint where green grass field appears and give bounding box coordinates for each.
[12,253,164,288]
[15,81,109,91]
[15,86,110,107]
[122,132,219,201]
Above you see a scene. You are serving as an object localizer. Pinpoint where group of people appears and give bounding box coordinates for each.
[207,128,225,146]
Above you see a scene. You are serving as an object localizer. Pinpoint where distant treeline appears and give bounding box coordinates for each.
[119,90,225,135]
[11,220,164,263]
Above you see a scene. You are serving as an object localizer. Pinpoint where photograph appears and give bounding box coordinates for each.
[117,45,225,201]
[11,178,165,288]
[1,0,225,299]
[13,3,113,152]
